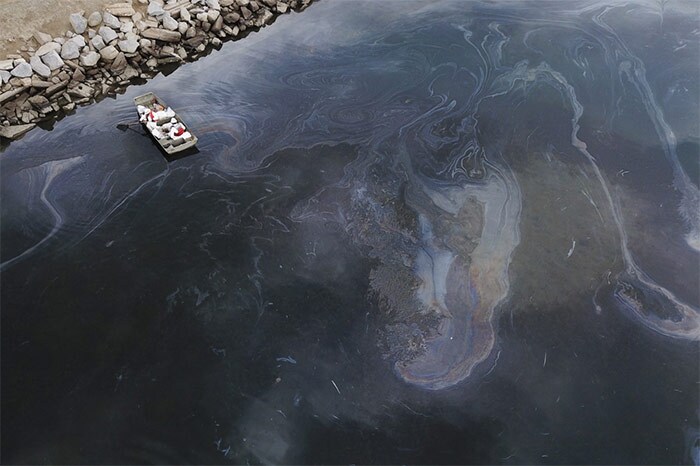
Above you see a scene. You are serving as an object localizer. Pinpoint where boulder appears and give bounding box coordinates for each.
[91,35,106,50]
[10,62,33,78]
[30,56,51,78]
[105,3,136,16]
[0,124,35,140]
[0,70,10,84]
[98,26,118,43]
[179,7,191,21]
[0,59,13,70]
[72,67,86,81]
[211,14,223,32]
[276,1,288,13]
[117,38,139,53]
[110,52,127,72]
[147,1,166,17]
[102,12,122,29]
[67,82,94,99]
[35,41,61,56]
[99,45,119,61]
[206,0,221,9]
[120,21,134,33]
[80,51,100,67]
[241,6,252,18]
[33,31,53,45]
[88,11,102,27]
[162,13,179,30]
[69,13,88,34]
[41,50,65,70]
[28,95,51,111]
[208,9,220,22]
[141,28,181,42]
[60,40,81,60]
[70,35,86,47]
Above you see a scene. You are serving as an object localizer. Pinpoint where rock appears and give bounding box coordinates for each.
[276,1,288,13]
[91,35,106,50]
[220,0,234,6]
[28,95,51,111]
[102,11,121,29]
[206,0,221,9]
[240,6,252,19]
[88,11,103,27]
[69,13,88,34]
[41,50,65,70]
[0,124,35,140]
[29,56,51,78]
[98,26,118,43]
[33,31,53,45]
[110,52,127,72]
[0,87,27,105]
[80,51,100,67]
[196,12,209,23]
[146,57,157,68]
[0,59,13,70]
[208,9,221,22]
[141,28,181,42]
[120,21,134,33]
[35,41,61,56]
[147,1,166,17]
[0,70,10,84]
[67,83,94,99]
[178,21,189,34]
[132,12,143,22]
[139,38,152,48]
[162,13,179,30]
[224,12,240,23]
[60,40,81,60]
[45,80,68,96]
[105,3,136,16]
[71,35,86,47]
[258,9,273,25]
[117,38,139,53]
[31,78,52,88]
[120,66,139,81]
[10,62,33,78]
[99,45,119,61]
[179,7,191,21]
[211,14,223,32]
[72,67,86,81]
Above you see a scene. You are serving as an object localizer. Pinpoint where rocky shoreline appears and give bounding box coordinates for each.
[0,0,313,141]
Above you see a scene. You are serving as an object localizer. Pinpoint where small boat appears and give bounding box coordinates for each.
[134,92,198,155]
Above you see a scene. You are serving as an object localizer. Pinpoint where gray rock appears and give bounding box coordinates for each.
[0,70,10,84]
[10,62,33,78]
[110,52,127,72]
[60,40,80,60]
[80,51,100,67]
[0,124,35,140]
[178,21,189,34]
[162,13,178,30]
[69,35,86,47]
[147,1,166,17]
[102,11,121,28]
[141,28,181,42]
[139,38,152,48]
[208,9,220,22]
[99,45,119,61]
[276,1,288,13]
[88,11,102,27]
[211,14,223,32]
[33,31,53,45]
[98,26,118,43]
[0,59,13,70]
[69,13,88,34]
[91,35,106,50]
[117,38,139,53]
[179,7,191,21]
[72,67,86,81]
[35,41,61,56]
[220,0,234,6]
[41,50,65,70]
[240,6,252,18]
[120,21,134,33]
[28,95,51,110]
[206,0,221,9]
[29,55,51,78]
[68,83,94,99]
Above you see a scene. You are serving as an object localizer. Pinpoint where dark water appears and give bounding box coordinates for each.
[2,1,699,464]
